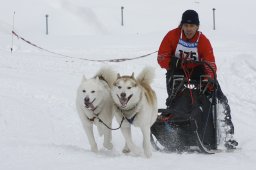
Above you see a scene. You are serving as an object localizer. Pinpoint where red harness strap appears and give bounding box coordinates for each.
[180,54,195,104]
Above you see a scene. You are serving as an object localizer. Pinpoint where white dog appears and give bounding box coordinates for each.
[76,67,117,152]
[111,67,158,158]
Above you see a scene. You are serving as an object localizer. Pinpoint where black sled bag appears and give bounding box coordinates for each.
[151,88,216,150]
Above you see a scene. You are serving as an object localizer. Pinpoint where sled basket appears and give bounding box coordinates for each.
[151,60,218,154]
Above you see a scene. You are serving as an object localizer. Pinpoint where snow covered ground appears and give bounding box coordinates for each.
[1,0,256,169]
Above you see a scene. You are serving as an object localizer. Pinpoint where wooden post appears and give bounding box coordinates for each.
[121,6,124,26]
[45,14,49,35]
[212,8,216,30]
[11,11,15,53]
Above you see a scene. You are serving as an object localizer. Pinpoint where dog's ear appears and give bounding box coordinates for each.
[95,76,100,81]
[117,73,121,79]
[131,72,135,79]
[82,75,87,82]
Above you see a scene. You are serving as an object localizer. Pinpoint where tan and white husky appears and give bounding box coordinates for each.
[111,66,158,158]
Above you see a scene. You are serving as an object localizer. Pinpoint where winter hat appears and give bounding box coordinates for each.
[181,10,200,25]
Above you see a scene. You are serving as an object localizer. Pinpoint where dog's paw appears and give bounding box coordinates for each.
[144,149,152,158]
[122,144,130,153]
[90,144,98,153]
[122,148,131,153]
[103,142,113,150]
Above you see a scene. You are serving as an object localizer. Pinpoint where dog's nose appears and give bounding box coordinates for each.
[84,97,90,103]
[121,92,126,98]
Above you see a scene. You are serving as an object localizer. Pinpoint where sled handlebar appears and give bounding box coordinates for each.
[182,60,217,82]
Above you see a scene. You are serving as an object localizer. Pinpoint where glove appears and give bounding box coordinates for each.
[171,57,182,69]
[202,78,215,92]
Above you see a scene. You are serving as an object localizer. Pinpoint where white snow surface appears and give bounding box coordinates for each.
[1,0,256,169]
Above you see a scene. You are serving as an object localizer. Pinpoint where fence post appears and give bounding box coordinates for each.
[121,6,124,26]
[212,8,216,30]
[45,14,49,35]
[11,11,16,53]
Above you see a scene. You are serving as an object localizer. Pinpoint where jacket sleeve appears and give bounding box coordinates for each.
[157,33,173,69]
[199,36,217,79]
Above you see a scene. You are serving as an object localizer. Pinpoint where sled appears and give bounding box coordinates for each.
[151,60,232,154]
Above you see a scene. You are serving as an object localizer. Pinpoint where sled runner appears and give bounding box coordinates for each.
[151,60,238,154]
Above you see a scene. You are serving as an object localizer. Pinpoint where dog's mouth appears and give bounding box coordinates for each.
[84,98,97,111]
[117,94,133,108]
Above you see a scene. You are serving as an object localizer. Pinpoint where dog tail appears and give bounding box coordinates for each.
[136,66,155,85]
[137,66,157,106]
[94,66,117,88]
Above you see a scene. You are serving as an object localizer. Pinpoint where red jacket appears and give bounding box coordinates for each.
[157,28,217,79]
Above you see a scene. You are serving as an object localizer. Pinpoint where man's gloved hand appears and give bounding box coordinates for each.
[202,78,215,92]
[175,58,182,68]
[171,57,182,69]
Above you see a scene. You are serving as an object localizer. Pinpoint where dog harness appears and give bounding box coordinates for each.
[115,102,140,124]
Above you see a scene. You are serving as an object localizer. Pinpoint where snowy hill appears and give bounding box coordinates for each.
[1,0,256,169]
